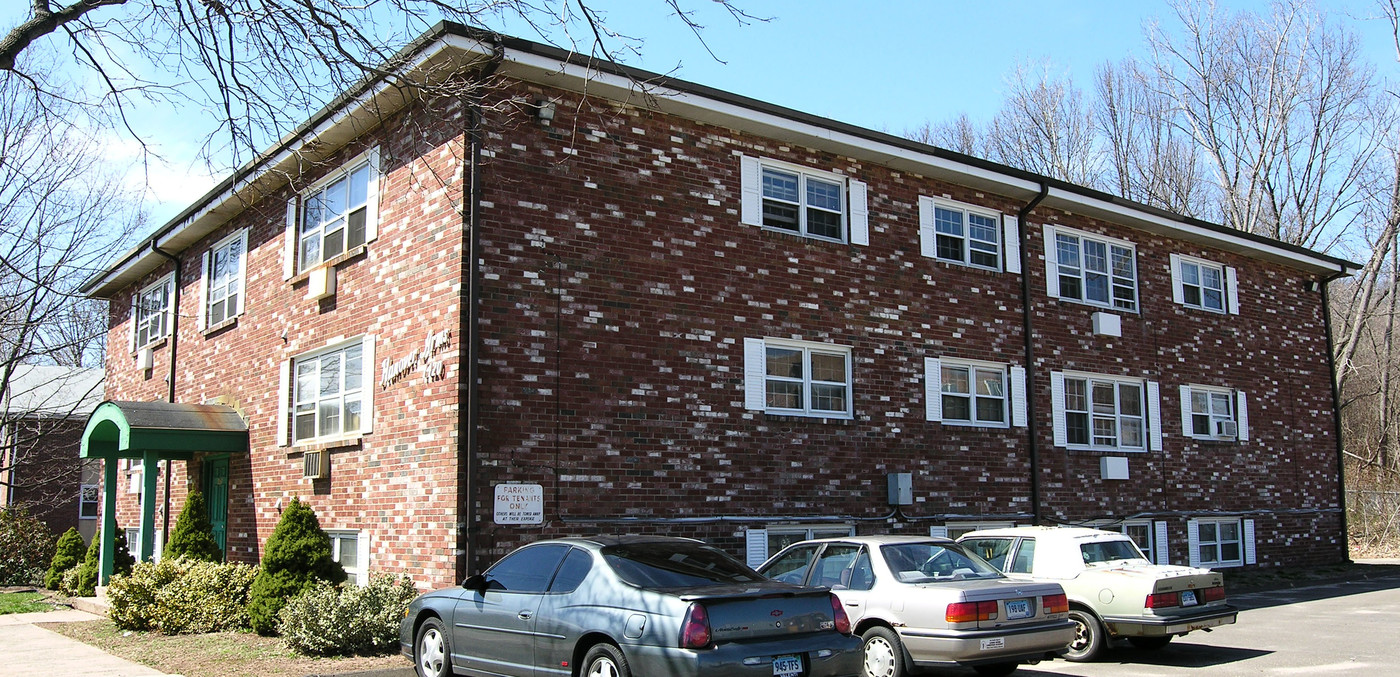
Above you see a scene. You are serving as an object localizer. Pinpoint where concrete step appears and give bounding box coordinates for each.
[69,595,109,616]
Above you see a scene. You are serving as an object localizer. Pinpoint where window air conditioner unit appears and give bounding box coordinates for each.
[303,450,330,479]
[137,346,154,370]
[306,265,336,301]
[1214,420,1238,438]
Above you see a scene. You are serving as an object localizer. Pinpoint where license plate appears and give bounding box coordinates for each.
[1181,590,1198,607]
[773,654,802,676]
[1005,598,1033,619]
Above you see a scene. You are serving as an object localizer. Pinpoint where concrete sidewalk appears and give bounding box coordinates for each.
[0,607,170,677]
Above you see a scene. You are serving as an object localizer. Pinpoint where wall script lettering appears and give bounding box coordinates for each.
[380,329,452,388]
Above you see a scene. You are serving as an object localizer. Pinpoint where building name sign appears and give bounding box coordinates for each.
[494,483,544,525]
[380,329,452,389]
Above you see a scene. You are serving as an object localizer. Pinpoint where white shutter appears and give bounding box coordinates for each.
[1187,519,1201,567]
[1243,519,1256,565]
[1180,385,1194,438]
[743,338,766,410]
[1010,366,1027,427]
[1236,390,1249,441]
[918,196,936,259]
[1002,214,1021,274]
[745,528,768,568]
[129,293,138,354]
[197,250,210,331]
[1154,520,1170,565]
[1169,253,1185,305]
[365,146,382,243]
[1147,380,1163,451]
[235,228,249,317]
[929,526,949,538]
[361,335,376,434]
[848,178,869,246]
[357,531,372,585]
[284,198,298,279]
[1043,227,1060,298]
[1226,266,1240,315]
[924,357,942,421]
[276,359,291,447]
[740,156,762,226]
[1050,371,1067,447]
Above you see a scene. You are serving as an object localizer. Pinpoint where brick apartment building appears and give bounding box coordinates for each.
[80,25,1356,588]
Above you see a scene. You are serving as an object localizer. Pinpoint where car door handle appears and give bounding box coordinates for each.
[518,611,533,620]
[846,602,861,607]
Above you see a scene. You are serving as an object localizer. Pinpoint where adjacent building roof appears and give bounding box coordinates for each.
[2,365,104,419]
[82,23,1360,299]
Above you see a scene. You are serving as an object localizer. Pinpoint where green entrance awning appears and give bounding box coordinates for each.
[81,400,248,460]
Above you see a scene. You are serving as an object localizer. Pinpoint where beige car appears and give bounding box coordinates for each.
[959,527,1237,662]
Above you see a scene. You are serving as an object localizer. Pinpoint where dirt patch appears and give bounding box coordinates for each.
[40,619,409,677]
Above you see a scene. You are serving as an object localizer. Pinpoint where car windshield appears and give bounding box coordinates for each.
[603,542,765,590]
[1080,539,1147,566]
[881,542,1003,583]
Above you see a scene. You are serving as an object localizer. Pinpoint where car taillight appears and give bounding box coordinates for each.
[946,600,998,623]
[1145,591,1179,609]
[1202,585,1226,602]
[1043,593,1069,614]
[829,593,852,635]
[680,603,711,649]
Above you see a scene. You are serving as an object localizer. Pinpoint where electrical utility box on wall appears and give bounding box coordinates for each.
[888,472,913,505]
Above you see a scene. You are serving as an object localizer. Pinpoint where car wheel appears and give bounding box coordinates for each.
[861,626,907,677]
[1127,635,1173,650]
[972,661,1020,677]
[582,643,631,677]
[414,617,451,677]
[1065,609,1105,662]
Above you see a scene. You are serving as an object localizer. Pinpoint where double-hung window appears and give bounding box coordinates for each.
[1190,518,1247,567]
[924,358,1027,427]
[327,530,369,586]
[201,230,248,328]
[1170,254,1239,314]
[744,524,856,568]
[294,343,365,442]
[743,338,852,419]
[919,198,1001,270]
[1046,226,1138,311]
[739,156,868,245]
[284,147,381,278]
[133,275,173,349]
[1052,371,1162,452]
[1181,385,1248,440]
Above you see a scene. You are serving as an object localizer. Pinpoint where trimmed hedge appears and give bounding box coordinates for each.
[279,575,418,656]
[108,557,257,633]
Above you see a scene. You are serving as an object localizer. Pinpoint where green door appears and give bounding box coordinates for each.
[202,456,229,559]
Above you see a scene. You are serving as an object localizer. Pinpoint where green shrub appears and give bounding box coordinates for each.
[163,490,222,563]
[65,526,135,597]
[279,575,418,656]
[107,557,257,633]
[45,527,87,590]
[247,498,345,635]
[0,506,56,586]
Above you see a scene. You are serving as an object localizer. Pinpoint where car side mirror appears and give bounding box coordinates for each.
[462,574,488,592]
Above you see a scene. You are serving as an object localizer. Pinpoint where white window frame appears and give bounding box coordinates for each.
[281,336,376,446]
[132,274,174,350]
[744,524,855,568]
[1051,371,1162,452]
[1180,385,1248,441]
[1188,518,1254,568]
[79,484,99,520]
[284,147,382,278]
[1044,225,1139,312]
[919,197,1003,271]
[743,337,853,419]
[199,229,249,330]
[926,358,1012,428]
[938,521,1016,540]
[1094,520,1158,564]
[1170,253,1239,315]
[739,155,868,245]
[327,529,370,587]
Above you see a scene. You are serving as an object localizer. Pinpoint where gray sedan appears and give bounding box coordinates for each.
[401,535,863,677]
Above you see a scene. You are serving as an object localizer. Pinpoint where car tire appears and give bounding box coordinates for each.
[414,617,451,677]
[582,643,631,677]
[1127,635,1173,650]
[973,661,1020,677]
[1065,609,1105,662]
[861,626,907,677]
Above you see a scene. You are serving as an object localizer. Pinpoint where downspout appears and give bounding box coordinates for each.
[151,243,180,548]
[1017,183,1049,525]
[1320,267,1351,563]
[459,38,505,582]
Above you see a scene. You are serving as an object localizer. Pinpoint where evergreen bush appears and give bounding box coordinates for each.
[163,490,223,562]
[64,525,133,596]
[45,527,86,590]
[0,506,56,586]
[247,497,345,635]
[278,575,417,655]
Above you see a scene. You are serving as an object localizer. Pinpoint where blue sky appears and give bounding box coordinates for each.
[10,0,1389,230]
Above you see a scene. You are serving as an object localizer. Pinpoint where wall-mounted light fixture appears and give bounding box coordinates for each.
[536,99,556,125]
[1306,280,1321,293]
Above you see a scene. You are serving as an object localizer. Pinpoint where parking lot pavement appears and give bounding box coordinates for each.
[0,608,169,676]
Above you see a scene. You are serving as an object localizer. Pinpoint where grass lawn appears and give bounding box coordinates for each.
[0,591,56,615]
